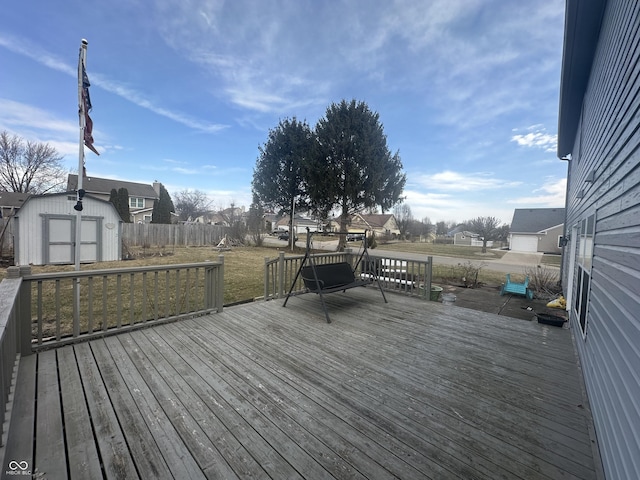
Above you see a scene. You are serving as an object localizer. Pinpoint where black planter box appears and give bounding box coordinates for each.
[537,313,567,327]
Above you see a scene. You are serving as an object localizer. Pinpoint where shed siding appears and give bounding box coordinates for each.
[16,195,121,266]
[562,1,640,479]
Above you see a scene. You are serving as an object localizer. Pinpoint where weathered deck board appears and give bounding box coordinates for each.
[4,288,600,479]
[73,342,140,479]
[35,350,67,479]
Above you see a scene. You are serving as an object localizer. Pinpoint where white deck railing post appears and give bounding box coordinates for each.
[278,251,285,298]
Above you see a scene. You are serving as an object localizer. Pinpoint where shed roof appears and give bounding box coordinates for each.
[0,192,30,209]
[67,175,158,199]
[510,208,565,233]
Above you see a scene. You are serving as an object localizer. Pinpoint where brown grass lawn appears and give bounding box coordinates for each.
[2,243,526,306]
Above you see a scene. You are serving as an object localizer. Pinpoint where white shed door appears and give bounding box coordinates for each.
[48,217,74,263]
[511,235,539,252]
[46,216,99,264]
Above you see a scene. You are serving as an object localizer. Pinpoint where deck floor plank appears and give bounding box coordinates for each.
[35,349,68,479]
[6,288,601,480]
[1,354,36,480]
[158,324,337,480]
[101,336,207,480]
[57,346,103,480]
[73,342,140,480]
[130,329,275,479]
[252,292,597,478]
[137,327,305,480]
[198,303,590,480]
[166,320,417,480]
[116,332,241,479]
[89,339,176,479]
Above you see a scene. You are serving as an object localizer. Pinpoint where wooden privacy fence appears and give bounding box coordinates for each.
[0,217,14,256]
[121,223,228,247]
[265,249,433,301]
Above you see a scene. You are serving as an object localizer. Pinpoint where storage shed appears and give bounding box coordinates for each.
[14,193,122,266]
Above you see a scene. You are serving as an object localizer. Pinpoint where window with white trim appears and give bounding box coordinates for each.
[574,214,595,334]
[129,197,144,208]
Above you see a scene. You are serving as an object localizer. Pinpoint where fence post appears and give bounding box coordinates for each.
[278,251,285,298]
[344,247,353,268]
[425,256,433,300]
[15,266,33,356]
[217,255,225,312]
[264,257,269,300]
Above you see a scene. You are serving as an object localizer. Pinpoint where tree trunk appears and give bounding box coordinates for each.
[338,207,349,251]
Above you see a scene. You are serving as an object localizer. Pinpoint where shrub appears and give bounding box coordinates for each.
[524,265,562,299]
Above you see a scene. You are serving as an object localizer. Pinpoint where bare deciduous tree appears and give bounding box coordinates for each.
[0,131,67,193]
[173,189,212,221]
[464,216,502,253]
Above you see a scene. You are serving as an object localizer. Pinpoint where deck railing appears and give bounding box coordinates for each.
[0,268,24,446]
[264,249,432,301]
[8,259,224,352]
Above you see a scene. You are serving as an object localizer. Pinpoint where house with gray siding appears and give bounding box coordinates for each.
[508,208,565,253]
[557,1,640,479]
[67,175,162,223]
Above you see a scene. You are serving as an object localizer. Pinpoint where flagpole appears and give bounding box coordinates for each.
[74,39,88,332]
[76,39,87,271]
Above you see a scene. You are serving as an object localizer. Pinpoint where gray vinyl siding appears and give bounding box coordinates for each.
[537,224,563,254]
[562,1,640,479]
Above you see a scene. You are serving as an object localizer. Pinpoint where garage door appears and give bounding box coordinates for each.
[511,235,539,252]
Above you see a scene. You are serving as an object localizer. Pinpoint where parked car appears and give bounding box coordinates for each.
[346,233,365,242]
[278,232,298,242]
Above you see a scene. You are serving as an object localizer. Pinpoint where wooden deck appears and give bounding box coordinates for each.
[2,288,601,479]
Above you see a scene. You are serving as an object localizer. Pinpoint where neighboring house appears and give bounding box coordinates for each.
[195,206,246,226]
[13,193,121,265]
[0,192,30,255]
[0,192,30,219]
[452,230,493,248]
[67,175,162,223]
[195,212,227,225]
[275,214,319,233]
[508,208,565,253]
[557,1,639,479]
[350,213,400,238]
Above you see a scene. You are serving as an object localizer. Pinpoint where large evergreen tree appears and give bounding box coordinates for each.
[310,100,406,249]
[252,117,316,249]
[151,183,175,224]
[116,187,131,222]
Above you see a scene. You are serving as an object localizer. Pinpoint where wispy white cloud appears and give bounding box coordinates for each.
[0,33,227,134]
[508,177,566,206]
[511,129,558,152]
[0,98,76,135]
[415,170,522,192]
[0,98,81,157]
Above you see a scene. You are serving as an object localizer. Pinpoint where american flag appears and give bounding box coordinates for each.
[81,62,99,155]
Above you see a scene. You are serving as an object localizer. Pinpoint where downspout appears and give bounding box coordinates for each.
[559,154,572,291]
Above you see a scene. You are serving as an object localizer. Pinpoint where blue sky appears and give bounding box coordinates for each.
[1,0,565,225]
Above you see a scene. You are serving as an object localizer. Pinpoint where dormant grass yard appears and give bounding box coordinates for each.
[1,242,547,305]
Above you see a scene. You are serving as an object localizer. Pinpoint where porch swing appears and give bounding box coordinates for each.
[282,228,388,323]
